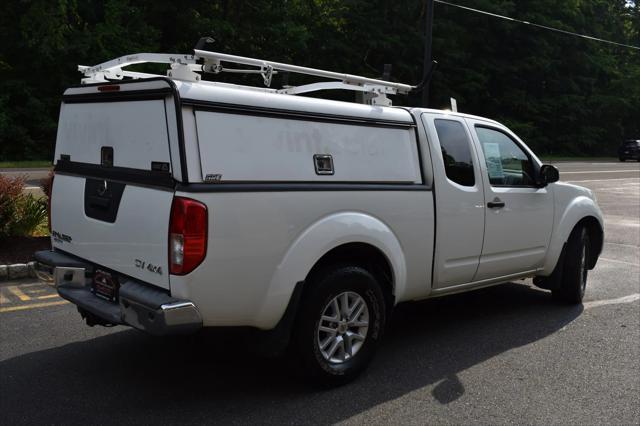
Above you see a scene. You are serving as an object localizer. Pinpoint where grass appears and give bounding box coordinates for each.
[0,160,52,168]
[539,156,617,162]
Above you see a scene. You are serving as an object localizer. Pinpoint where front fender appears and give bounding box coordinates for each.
[542,188,604,275]
[255,212,406,328]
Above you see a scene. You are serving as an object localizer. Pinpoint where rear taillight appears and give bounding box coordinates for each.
[47,173,54,232]
[169,197,207,275]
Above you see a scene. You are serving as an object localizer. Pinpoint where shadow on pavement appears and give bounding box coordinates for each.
[0,283,582,424]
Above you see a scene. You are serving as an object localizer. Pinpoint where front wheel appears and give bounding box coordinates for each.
[293,265,386,386]
[552,226,590,304]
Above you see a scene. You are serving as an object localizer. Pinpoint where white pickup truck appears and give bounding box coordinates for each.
[35,49,603,385]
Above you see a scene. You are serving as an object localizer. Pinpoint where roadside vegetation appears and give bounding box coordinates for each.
[0,174,51,238]
[0,1,638,161]
[0,161,52,169]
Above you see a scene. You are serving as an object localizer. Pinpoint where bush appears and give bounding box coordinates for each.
[0,174,48,238]
[0,175,24,236]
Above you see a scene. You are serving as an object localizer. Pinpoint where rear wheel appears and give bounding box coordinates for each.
[293,265,386,386]
[552,226,590,304]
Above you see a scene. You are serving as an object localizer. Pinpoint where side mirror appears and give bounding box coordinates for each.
[538,164,560,187]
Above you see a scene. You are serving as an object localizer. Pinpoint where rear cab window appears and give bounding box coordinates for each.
[434,119,475,187]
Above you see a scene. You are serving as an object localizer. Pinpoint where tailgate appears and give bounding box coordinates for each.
[51,79,181,289]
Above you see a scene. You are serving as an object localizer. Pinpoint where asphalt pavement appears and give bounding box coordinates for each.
[1,162,638,425]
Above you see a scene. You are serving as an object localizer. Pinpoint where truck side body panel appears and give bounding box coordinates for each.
[169,99,435,328]
[169,190,435,328]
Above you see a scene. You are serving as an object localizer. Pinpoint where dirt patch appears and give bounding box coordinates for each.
[0,236,50,264]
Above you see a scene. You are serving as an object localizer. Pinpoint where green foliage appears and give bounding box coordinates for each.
[0,0,638,159]
[0,161,52,168]
[0,175,48,238]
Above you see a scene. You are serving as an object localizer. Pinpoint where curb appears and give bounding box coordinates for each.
[0,262,37,282]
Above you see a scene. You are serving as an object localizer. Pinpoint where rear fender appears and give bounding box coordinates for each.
[256,212,406,328]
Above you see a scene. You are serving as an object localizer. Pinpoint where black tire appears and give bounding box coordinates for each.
[619,157,625,162]
[292,265,386,386]
[552,225,590,304]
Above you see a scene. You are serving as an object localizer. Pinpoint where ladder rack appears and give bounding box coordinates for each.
[78,48,416,106]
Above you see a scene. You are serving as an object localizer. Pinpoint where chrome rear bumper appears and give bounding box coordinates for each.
[34,262,85,288]
[34,250,202,335]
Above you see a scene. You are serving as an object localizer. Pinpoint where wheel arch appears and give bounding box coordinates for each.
[576,216,603,269]
[304,242,395,318]
[256,212,406,329]
[542,193,604,275]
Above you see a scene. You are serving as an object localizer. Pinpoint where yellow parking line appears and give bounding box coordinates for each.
[6,286,31,301]
[0,292,10,305]
[0,300,68,313]
[36,294,59,300]
[18,283,50,288]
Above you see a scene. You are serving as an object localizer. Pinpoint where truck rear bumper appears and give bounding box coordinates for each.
[34,250,202,336]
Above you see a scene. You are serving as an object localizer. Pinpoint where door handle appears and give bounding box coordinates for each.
[487,198,505,209]
[88,195,111,210]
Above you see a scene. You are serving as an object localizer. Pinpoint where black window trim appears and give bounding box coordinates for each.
[433,118,477,188]
[474,124,541,189]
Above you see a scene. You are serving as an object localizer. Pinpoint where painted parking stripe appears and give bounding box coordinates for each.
[0,300,68,313]
[13,282,52,288]
[604,242,639,249]
[583,294,640,310]
[1,282,62,311]
[566,177,640,183]
[599,257,640,267]
[0,292,10,305]
[36,294,60,300]
[562,170,640,174]
[6,286,31,301]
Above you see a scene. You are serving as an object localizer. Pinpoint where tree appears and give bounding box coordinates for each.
[0,0,637,160]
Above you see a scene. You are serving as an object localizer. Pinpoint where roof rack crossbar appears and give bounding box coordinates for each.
[80,53,197,76]
[79,49,415,106]
[194,49,413,94]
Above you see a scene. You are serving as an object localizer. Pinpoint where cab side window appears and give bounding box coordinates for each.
[475,126,535,187]
[434,119,475,187]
